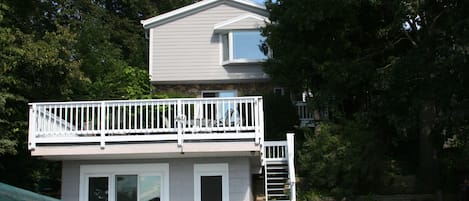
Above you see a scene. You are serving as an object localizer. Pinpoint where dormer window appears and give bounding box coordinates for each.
[221,30,268,65]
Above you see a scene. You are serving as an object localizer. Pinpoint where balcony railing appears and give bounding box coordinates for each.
[28,96,264,149]
[295,101,314,127]
[264,141,288,162]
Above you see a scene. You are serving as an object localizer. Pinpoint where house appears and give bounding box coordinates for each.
[27,0,296,201]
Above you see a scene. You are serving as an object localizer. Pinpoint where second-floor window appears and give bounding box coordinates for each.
[221,30,267,64]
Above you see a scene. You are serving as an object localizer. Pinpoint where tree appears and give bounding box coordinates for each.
[0,0,195,194]
[263,0,469,197]
[0,1,86,193]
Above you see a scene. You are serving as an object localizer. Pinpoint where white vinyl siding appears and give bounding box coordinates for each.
[149,3,269,83]
[62,157,253,201]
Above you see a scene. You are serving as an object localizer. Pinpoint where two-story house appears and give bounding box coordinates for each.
[27,0,296,201]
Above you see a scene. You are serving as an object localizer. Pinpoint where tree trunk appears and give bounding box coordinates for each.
[417,103,439,194]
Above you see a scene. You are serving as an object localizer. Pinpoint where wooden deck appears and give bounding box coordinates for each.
[28,96,264,150]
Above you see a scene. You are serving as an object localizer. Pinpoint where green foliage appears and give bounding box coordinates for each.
[0,0,192,195]
[298,119,385,198]
[263,93,299,140]
[264,0,469,195]
[89,66,150,99]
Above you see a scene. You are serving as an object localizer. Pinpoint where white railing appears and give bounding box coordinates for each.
[296,101,315,127]
[286,133,296,201]
[296,102,313,122]
[264,141,288,162]
[263,134,296,201]
[28,96,264,149]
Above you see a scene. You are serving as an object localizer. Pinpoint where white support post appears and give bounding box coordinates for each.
[258,97,264,146]
[264,161,268,201]
[28,104,37,150]
[286,133,296,201]
[100,102,106,149]
[176,99,183,147]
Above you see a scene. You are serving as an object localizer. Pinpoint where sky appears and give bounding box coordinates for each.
[252,0,266,4]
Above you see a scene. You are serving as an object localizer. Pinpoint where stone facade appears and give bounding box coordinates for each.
[153,82,273,98]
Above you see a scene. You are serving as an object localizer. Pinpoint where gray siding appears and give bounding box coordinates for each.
[61,157,254,201]
[150,3,269,83]
[61,161,80,201]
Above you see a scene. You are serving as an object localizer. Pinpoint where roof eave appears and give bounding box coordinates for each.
[141,0,266,29]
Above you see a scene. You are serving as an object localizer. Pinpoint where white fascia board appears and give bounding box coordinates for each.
[213,13,270,31]
[141,0,266,29]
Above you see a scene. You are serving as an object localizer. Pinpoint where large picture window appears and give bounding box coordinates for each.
[221,30,267,64]
[80,164,169,201]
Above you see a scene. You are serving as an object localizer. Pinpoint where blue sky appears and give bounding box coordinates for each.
[252,0,266,4]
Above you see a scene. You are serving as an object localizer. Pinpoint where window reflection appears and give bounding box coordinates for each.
[89,177,108,201]
[232,31,266,60]
[139,175,161,201]
[116,175,137,201]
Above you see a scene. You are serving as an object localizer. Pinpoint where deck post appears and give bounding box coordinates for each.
[176,99,183,147]
[287,133,296,201]
[100,101,106,149]
[258,97,264,145]
[28,104,37,150]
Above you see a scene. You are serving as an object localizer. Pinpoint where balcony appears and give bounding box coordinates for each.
[295,101,314,128]
[28,97,264,159]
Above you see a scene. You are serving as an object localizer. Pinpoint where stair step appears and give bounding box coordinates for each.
[267,182,286,185]
[267,184,290,190]
[267,177,288,180]
[267,171,288,175]
[268,193,288,197]
[267,188,287,191]
[267,182,288,188]
[266,166,288,170]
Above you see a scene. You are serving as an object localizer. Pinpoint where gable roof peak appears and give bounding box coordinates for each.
[141,0,267,29]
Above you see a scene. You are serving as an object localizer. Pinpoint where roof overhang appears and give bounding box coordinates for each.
[213,14,269,33]
[32,141,261,160]
[141,0,267,29]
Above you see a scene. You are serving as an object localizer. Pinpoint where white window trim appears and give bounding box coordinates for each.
[79,163,170,201]
[219,30,267,65]
[213,14,269,31]
[194,163,229,201]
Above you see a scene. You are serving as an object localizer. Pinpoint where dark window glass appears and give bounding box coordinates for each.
[201,176,222,201]
[222,34,229,61]
[89,177,109,201]
[115,175,137,201]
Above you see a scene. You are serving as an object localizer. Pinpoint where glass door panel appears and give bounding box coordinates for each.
[139,175,161,201]
[115,175,137,201]
[89,177,109,201]
[201,176,222,201]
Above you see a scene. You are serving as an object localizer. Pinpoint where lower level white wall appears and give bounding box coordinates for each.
[61,157,254,201]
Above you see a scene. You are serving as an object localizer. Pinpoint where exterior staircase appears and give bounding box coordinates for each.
[263,134,296,201]
[266,161,290,200]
